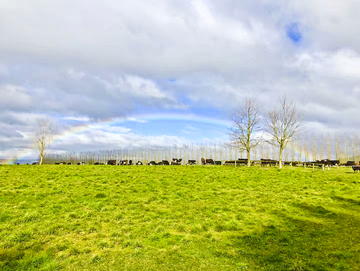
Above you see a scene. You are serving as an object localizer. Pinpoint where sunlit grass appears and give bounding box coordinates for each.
[0,165,359,270]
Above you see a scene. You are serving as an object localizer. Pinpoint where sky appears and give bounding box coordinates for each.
[1,0,360,160]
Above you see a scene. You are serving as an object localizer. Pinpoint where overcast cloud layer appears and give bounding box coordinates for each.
[1,0,360,159]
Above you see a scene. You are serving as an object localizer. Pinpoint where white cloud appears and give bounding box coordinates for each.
[63,116,91,122]
[294,49,360,80]
[0,85,32,110]
[1,0,360,156]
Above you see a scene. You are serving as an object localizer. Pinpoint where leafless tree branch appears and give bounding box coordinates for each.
[228,97,262,167]
[32,118,57,165]
[265,96,304,169]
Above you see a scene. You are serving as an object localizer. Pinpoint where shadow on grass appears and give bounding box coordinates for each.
[332,195,360,206]
[229,202,360,270]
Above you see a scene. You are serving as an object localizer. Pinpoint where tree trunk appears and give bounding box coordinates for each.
[40,155,44,165]
[279,148,283,169]
[247,149,251,167]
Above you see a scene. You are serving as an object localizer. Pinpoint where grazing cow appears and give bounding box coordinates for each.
[215,161,222,165]
[158,160,170,165]
[94,162,99,165]
[237,159,248,165]
[187,160,196,165]
[67,162,72,165]
[352,165,360,172]
[135,161,143,165]
[77,162,85,165]
[329,160,340,166]
[261,159,278,167]
[346,161,356,166]
[107,160,117,165]
[148,161,158,166]
[55,162,60,165]
[171,158,182,165]
[32,162,38,165]
[201,158,214,165]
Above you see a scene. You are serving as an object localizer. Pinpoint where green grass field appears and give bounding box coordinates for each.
[0,165,359,270]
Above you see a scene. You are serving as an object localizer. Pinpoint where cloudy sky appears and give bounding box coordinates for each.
[1,0,360,159]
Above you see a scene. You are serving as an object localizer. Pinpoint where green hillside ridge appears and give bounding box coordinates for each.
[0,165,359,270]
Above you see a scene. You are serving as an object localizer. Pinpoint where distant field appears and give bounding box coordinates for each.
[0,165,359,270]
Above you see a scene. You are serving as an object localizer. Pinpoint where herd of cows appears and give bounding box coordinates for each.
[50,158,360,171]
[21,157,360,171]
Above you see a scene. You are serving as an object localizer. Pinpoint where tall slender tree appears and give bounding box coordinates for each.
[33,118,57,165]
[266,96,304,169]
[229,97,262,167]
[326,133,332,160]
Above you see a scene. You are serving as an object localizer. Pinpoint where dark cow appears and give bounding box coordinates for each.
[206,159,214,165]
[237,159,248,165]
[201,158,214,165]
[158,160,170,165]
[215,161,222,165]
[55,162,60,165]
[32,162,38,165]
[67,162,72,165]
[187,160,196,165]
[328,160,340,166]
[352,165,360,172]
[77,161,85,165]
[261,159,278,167]
[346,161,356,166]
[148,161,158,166]
[135,161,143,165]
[107,160,117,165]
[94,162,100,165]
[171,158,182,165]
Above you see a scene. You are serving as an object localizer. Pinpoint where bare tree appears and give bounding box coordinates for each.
[355,134,360,162]
[297,141,303,162]
[326,133,332,160]
[311,134,317,161]
[33,118,57,165]
[229,97,262,167]
[290,141,296,162]
[304,140,309,162]
[344,134,351,161]
[351,133,357,161]
[319,134,324,160]
[335,134,342,161]
[266,96,304,169]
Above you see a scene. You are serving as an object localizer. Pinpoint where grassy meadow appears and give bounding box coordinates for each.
[0,165,359,270]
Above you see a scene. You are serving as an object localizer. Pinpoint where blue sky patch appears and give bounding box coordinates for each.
[286,23,302,43]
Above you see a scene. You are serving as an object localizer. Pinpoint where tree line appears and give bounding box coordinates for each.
[34,96,359,166]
